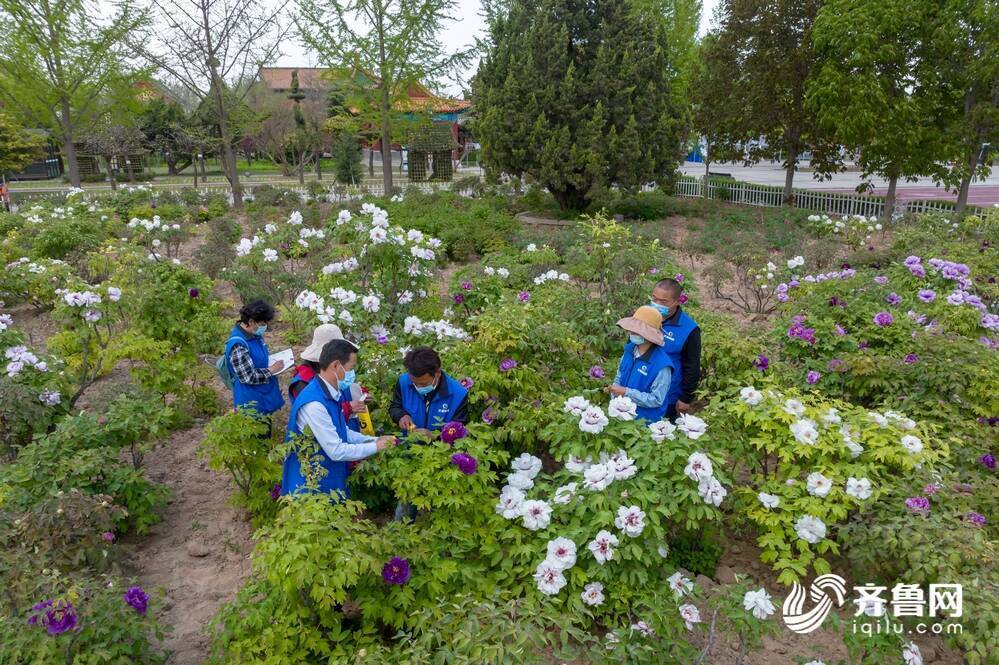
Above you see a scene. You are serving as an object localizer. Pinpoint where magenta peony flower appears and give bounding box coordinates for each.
[28,599,77,635]
[875,275,888,285]
[459,377,474,389]
[589,365,605,379]
[382,557,411,585]
[674,273,685,283]
[460,281,473,291]
[124,586,149,615]
[905,496,930,515]
[102,531,115,542]
[499,358,517,373]
[440,421,468,444]
[453,293,464,305]
[270,483,281,501]
[189,288,199,298]
[518,291,530,302]
[827,358,845,371]
[980,453,996,470]
[834,324,847,336]
[966,512,986,526]
[648,267,659,275]
[450,452,478,475]
[873,311,894,327]
[678,294,689,304]
[806,370,821,385]
[923,483,940,495]
[904,353,920,364]
[752,355,769,372]
[481,406,496,425]
[376,335,389,345]
[886,292,902,306]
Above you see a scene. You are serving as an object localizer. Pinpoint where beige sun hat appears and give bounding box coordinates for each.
[301,324,349,362]
[616,306,665,346]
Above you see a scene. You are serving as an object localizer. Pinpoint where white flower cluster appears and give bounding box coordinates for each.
[533,269,570,286]
[0,313,12,332]
[7,256,64,275]
[402,316,469,340]
[808,213,881,238]
[684,451,727,507]
[483,266,511,278]
[38,389,61,406]
[321,257,360,275]
[127,215,181,234]
[5,344,48,377]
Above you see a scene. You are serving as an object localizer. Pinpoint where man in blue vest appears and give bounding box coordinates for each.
[649,278,702,422]
[225,300,286,425]
[388,346,469,437]
[282,339,395,498]
[607,306,675,422]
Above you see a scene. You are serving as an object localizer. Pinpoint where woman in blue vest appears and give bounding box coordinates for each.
[607,306,675,422]
[224,300,285,425]
[388,346,469,437]
[282,339,395,498]
[649,278,702,421]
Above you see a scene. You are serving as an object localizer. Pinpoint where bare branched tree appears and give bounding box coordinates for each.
[135,0,289,208]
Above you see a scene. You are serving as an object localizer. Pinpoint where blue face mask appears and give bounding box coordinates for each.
[629,334,647,346]
[650,302,671,317]
[339,369,356,392]
[415,377,438,396]
[255,324,267,336]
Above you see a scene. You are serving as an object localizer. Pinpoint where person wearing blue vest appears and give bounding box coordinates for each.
[282,339,395,498]
[225,300,285,425]
[649,278,702,422]
[388,346,469,438]
[607,306,675,422]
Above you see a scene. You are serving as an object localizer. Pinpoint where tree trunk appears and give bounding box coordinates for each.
[955,149,978,214]
[380,105,393,193]
[59,98,80,187]
[551,185,588,212]
[782,141,799,206]
[315,151,322,180]
[298,154,305,184]
[703,140,711,198]
[368,145,374,176]
[201,2,242,209]
[883,172,899,220]
[104,156,118,191]
[125,158,135,183]
[166,155,178,175]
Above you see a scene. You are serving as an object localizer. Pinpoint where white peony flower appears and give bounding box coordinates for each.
[287,210,303,225]
[545,537,577,570]
[520,500,552,531]
[608,395,638,421]
[667,571,693,597]
[497,267,510,278]
[790,418,819,445]
[676,413,707,439]
[806,472,833,498]
[588,530,619,564]
[583,463,614,491]
[902,642,923,665]
[822,408,841,424]
[679,603,701,630]
[562,395,591,417]
[845,477,872,500]
[578,405,609,434]
[795,515,827,544]
[630,620,656,638]
[684,452,714,481]
[262,248,278,262]
[739,386,764,406]
[758,492,780,509]
[900,435,923,454]
[846,441,865,458]
[553,483,578,505]
[506,472,535,491]
[648,419,677,442]
[743,588,776,619]
[361,295,380,312]
[614,505,646,537]
[581,582,604,606]
[869,411,889,427]
[608,450,637,481]
[698,476,727,506]
[403,316,422,334]
[564,455,593,474]
[496,486,525,519]
[534,560,566,596]
[526,243,537,252]
[336,210,351,225]
[511,453,543,478]
[106,287,122,302]
[369,227,387,243]
[783,399,806,417]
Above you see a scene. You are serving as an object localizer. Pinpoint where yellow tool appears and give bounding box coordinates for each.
[350,384,376,436]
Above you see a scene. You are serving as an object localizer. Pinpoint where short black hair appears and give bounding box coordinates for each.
[319,339,357,370]
[403,346,441,377]
[239,299,275,324]
[654,278,682,299]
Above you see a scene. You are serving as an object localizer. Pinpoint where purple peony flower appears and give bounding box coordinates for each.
[678,294,689,304]
[980,453,996,470]
[29,599,77,635]
[382,557,411,585]
[376,335,389,345]
[674,273,685,283]
[806,370,821,385]
[917,289,936,303]
[102,531,115,542]
[648,267,659,275]
[453,293,464,305]
[904,353,920,364]
[905,496,930,515]
[966,512,987,527]
[909,265,926,278]
[589,365,605,379]
[459,377,474,389]
[440,421,468,444]
[189,288,199,298]
[752,355,769,372]
[886,292,902,306]
[450,452,478,475]
[827,358,845,371]
[460,281,473,291]
[270,483,281,501]
[499,358,517,373]
[874,311,894,327]
[923,483,940,495]
[834,324,848,336]
[875,275,888,285]
[903,255,922,268]
[981,336,998,350]
[954,482,974,494]
[124,586,148,615]
[481,406,496,425]
[518,291,530,303]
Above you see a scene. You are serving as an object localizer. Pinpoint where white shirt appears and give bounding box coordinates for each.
[296,376,377,461]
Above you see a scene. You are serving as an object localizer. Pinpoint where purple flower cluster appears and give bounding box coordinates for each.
[460,281,473,291]
[499,358,517,373]
[450,452,478,475]
[440,421,468,444]
[905,496,930,515]
[752,355,769,372]
[382,557,411,585]
[980,453,996,470]
[904,353,920,364]
[886,292,902,306]
[929,258,971,285]
[102,531,116,542]
[481,406,496,425]
[917,289,936,303]
[806,370,821,385]
[589,365,605,379]
[966,512,987,527]
[875,275,889,285]
[453,293,465,305]
[834,324,848,336]
[923,483,940,495]
[977,416,999,426]
[873,311,894,327]
[787,321,817,345]
[124,586,149,615]
[518,291,530,303]
[981,336,998,350]
[28,599,77,635]
[903,255,926,277]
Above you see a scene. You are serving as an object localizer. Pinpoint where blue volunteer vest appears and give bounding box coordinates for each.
[281,377,350,498]
[397,372,468,432]
[225,324,284,415]
[617,341,675,422]
[661,310,698,408]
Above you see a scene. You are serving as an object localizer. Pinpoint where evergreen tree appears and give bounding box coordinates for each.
[0,113,44,176]
[330,131,363,185]
[473,0,688,211]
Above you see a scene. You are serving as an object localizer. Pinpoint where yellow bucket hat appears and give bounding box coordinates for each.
[616,306,665,346]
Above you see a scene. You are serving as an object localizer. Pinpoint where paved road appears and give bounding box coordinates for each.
[680,161,999,205]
